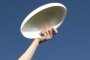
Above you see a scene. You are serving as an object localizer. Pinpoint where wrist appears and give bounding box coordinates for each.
[35,38,45,44]
[34,38,41,43]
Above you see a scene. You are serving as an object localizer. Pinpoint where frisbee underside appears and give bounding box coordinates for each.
[20,3,67,39]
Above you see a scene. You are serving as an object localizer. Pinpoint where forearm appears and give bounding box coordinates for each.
[18,38,40,60]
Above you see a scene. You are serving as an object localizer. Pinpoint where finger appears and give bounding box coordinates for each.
[40,29,49,39]
[42,30,47,37]
[48,28,53,37]
[40,31,47,41]
[40,29,44,36]
[51,28,58,34]
[45,28,50,36]
[46,29,53,39]
[42,29,51,40]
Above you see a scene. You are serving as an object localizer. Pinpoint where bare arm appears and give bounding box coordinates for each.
[18,28,58,60]
[18,38,40,60]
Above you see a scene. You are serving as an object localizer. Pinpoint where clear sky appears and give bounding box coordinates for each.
[0,0,90,60]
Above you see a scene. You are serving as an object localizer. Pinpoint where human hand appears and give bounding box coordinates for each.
[38,27,58,43]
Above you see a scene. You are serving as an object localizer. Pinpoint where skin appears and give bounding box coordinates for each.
[18,27,58,60]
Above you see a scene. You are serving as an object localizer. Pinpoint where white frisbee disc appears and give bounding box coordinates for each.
[20,3,67,39]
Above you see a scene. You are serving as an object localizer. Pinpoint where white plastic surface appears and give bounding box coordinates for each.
[20,3,67,39]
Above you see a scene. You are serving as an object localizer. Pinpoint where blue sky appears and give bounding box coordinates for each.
[0,0,90,60]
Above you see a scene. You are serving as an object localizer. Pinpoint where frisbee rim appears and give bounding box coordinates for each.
[20,3,67,39]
